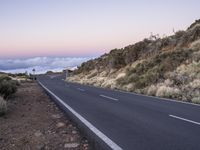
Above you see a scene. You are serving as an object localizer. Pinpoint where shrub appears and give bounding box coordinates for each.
[156,86,181,98]
[87,71,98,79]
[134,76,147,89]
[117,76,127,85]
[188,19,200,30]
[0,79,17,99]
[0,96,7,116]
[191,97,200,104]
[118,48,193,89]
[147,85,157,96]
[108,49,126,68]
[164,79,174,86]
[190,39,200,50]
[189,79,200,89]
[174,30,186,39]
[0,75,11,82]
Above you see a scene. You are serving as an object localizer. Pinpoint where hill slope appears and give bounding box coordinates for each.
[67,20,200,103]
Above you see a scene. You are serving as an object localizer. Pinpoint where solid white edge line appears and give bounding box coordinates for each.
[100,95,118,101]
[38,81,123,150]
[169,115,200,126]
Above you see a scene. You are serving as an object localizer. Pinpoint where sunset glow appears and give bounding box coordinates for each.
[0,0,199,72]
[1,0,199,58]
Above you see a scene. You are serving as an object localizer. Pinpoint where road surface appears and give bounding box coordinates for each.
[37,74,200,150]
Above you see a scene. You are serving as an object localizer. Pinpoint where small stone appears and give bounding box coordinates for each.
[34,131,43,137]
[44,146,50,150]
[68,124,73,127]
[70,137,75,142]
[64,143,79,148]
[36,143,45,150]
[65,137,71,143]
[51,114,61,119]
[72,130,77,134]
[61,130,68,134]
[56,122,65,128]
[84,143,88,146]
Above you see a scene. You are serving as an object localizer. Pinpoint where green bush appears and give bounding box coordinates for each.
[0,75,11,82]
[0,96,7,116]
[0,76,18,99]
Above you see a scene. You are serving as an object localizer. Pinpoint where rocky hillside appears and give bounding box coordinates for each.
[67,20,200,104]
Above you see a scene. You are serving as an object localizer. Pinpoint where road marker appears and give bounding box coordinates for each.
[38,81,123,150]
[100,95,118,101]
[169,115,200,126]
[69,81,200,107]
[77,88,85,92]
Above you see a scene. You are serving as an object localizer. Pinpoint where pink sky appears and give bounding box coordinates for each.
[0,0,199,59]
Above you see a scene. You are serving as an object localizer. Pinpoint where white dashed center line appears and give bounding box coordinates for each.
[169,115,200,126]
[77,88,85,92]
[100,95,118,101]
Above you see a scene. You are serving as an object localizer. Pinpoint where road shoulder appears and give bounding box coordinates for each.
[0,82,90,150]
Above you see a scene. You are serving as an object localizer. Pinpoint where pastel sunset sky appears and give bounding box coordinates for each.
[0,0,199,73]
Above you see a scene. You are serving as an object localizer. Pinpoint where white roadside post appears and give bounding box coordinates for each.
[66,69,69,79]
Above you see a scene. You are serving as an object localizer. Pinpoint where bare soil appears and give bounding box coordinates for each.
[0,82,90,150]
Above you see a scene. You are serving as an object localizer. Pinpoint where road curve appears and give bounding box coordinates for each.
[37,74,200,150]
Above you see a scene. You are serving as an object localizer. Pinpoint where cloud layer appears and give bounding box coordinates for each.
[0,57,91,74]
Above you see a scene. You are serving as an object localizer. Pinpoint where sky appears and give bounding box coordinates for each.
[0,0,199,73]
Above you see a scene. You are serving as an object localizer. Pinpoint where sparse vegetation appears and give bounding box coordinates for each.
[67,19,200,104]
[191,97,200,104]
[0,76,18,99]
[117,48,194,89]
[0,96,7,116]
[87,71,98,79]
[156,86,181,99]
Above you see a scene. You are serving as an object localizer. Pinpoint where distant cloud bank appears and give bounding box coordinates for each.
[0,57,91,74]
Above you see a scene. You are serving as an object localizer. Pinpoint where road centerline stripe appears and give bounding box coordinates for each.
[169,115,200,126]
[100,94,118,101]
[38,81,122,150]
[77,88,85,92]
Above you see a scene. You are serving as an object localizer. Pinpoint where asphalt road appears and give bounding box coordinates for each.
[37,74,200,150]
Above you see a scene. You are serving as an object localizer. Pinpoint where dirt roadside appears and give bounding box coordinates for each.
[0,82,90,150]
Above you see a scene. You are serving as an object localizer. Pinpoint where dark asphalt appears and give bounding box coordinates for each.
[37,74,200,150]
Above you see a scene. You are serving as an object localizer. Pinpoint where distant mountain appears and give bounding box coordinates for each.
[67,19,200,104]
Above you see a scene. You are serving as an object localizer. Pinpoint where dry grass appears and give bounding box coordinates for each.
[67,67,127,90]
[155,86,181,98]
[0,96,7,116]
[147,85,157,96]
[192,97,200,104]
[190,39,200,50]
[67,50,200,103]
[188,79,200,89]
[145,80,181,99]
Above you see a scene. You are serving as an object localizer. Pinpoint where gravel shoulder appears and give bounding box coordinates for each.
[0,82,90,150]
